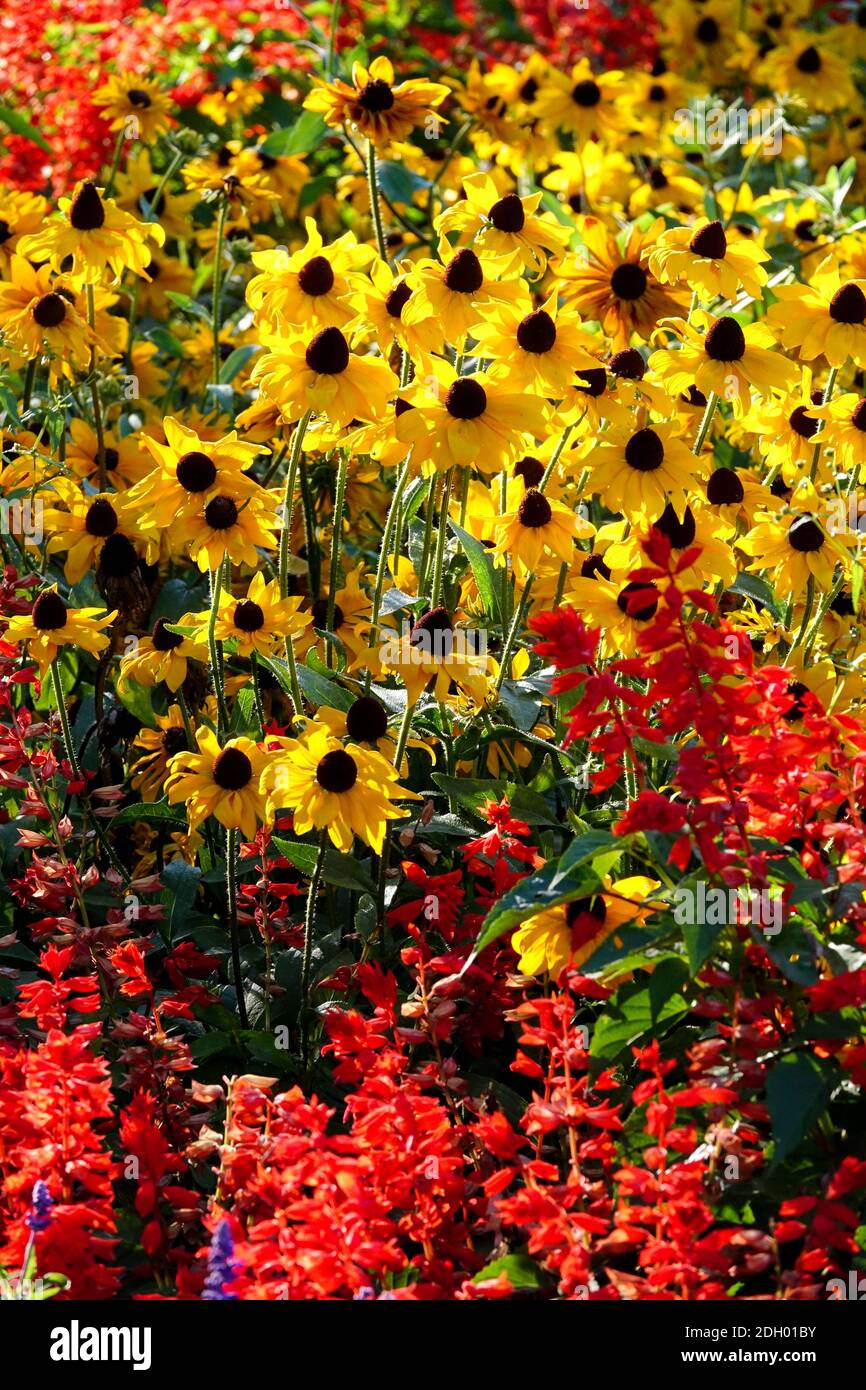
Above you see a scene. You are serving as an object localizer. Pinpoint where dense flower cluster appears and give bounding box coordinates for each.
[1,0,866,1302]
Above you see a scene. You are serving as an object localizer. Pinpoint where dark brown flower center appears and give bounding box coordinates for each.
[829,283,866,325]
[794,219,817,241]
[151,617,184,652]
[513,455,545,488]
[852,398,866,431]
[516,309,556,354]
[233,599,265,632]
[653,502,696,549]
[69,181,105,231]
[103,447,120,471]
[517,489,552,528]
[609,262,648,301]
[617,581,659,622]
[315,748,358,792]
[411,606,453,654]
[204,496,238,530]
[85,498,119,538]
[704,316,746,361]
[783,680,810,722]
[213,746,253,790]
[357,78,394,112]
[443,248,484,294]
[33,293,67,328]
[127,88,152,108]
[305,326,350,374]
[796,45,821,73]
[575,367,607,397]
[163,726,187,757]
[445,378,487,420]
[624,428,664,472]
[346,694,389,742]
[99,533,138,578]
[311,597,344,629]
[32,591,68,630]
[788,405,819,439]
[297,255,335,297]
[571,79,601,107]
[696,16,720,42]
[0,219,11,244]
[581,553,611,579]
[385,280,412,317]
[176,450,217,492]
[649,83,666,102]
[787,515,824,552]
[689,220,727,258]
[608,348,646,380]
[706,468,744,505]
[488,193,525,232]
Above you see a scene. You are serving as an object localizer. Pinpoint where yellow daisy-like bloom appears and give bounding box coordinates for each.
[566,572,664,658]
[648,218,769,301]
[315,694,432,775]
[379,605,491,708]
[533,59,627,141]
[251,325,395,428]
[198,78,263,127]
[493,487,593,577]
[193,572,310,658]
[0,257,93,379]
[584,419,699,518]
[92,73,173,142]
[130,705,190,802]
[627,161,705,218]
[178,488,279,573]
[182,143,273,213]
[649,313,796,417]
[0,188,50,275]
[402,239,529,350]
[166,729,268,840]
[345,258,441,367]
[66,419,151,491]
[809,391,866,478]
[766,261,866,368]
[119,615,207,693]
[17,181,164,287]
[41,481,143,585]
[261,726,417,853]
[512,875,661,978]
[304,55,449,146]
[739,505,852,597]
[436,172,571,278]
[128,417,266,533]
[395,364,550,476]
[246,218,371,332]
[4,589,116,676]
[743,371,827,485]
[555,217,688,349]
[757,30,855,113]
[472,296,599,396]
[599,502,737,590]
[542,142,637,224]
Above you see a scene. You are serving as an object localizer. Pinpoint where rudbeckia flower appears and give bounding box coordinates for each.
[251,325,395,428]
[555,217,688,348]
[5,589,116,676]
[246,218,371,331]
[402,240,529,350]
[192,572,310,658]
[493,487,593,577]
[533,59,627,140]
[809,391,866,478]
[17,181,164,287]
[650,312,796,416]
[379,606,491,707]
[599,503,737,589]
[166,729,268,839]
[648,218,769,301]
[41,481,144,585]
[120,616,207,692]
[128,418,267,532]
[512,876,661,977]
[0,257,94,380]
[436,172,571,278]
[740,503,853,596]
[345,258,440,365]
[179,489,279,573]
[261,726,417,852]
[757,31,855,112]
[743,371,827,485]
[472,297,599,396]
[542,142,636,224]
[92,73,173,142]
[0,188,49,275]
[767,261,866,367]
[566,572,663,657]
[66,419,150,490]
[304,55,449,146]
[395,364,550,475]
[584,419,699,517]
[130,705,190,802]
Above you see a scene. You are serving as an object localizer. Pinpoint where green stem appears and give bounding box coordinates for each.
[364,459,409,693]
[365,139,388,262]
[693,391,719,457]
[301,830,328,1066]
[85,285,106,490]
[103,125,126,198]
[50,658,129,883]
[208,564,229,737]
[429,465,454,607]
[495,574,534,693]
[211,195,229,390]
[325,449,349,667]
[250,651,266,737]
[225,827,249,1029]
[279,410,313,598]
[22,359,36,415]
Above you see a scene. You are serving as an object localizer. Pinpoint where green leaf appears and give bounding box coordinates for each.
[113,799,188,827]
[766,1055,833,1167]
[471,1253,545,1290]
[297,663,354,711]
[271,836,375,894]
[590,970,689,1061]
[260,110,327,157]
[682,916,727,975]
[0,104,51,153]
[449,519,499,620]
[219,344,258,384]
[115,675,158,730]
[160,859,202,942]
[377,161,429,205]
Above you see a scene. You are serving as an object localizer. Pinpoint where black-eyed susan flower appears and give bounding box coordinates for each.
[555,217,688,348]
[246,218,371,332]
[128,417,267,532]
[0,188,49,275]
[599,502,737,589]
[493,487,593,577]
[179,489,279,573]
[648,218,769,301]
[402,239,529,350]
[395,363,550,475]
[192,572,310,658]
[740,496,853,596]
[436,172,571,278]
[130,705,190,802]
[261,726,416,853]
[198,78,263,127]
[166,729,268,839]
[533,59,627,141]
[511,875,661,977]
[0,257,93,380]
[379,606,491,708]
[345,258,440,366]
[627,161,705,218]
[743,371,827,485]
[472,296,599,396]
[5,589,116,676]
[542,142,636,223]
[92,73,173,142]
[251,325,395,428]
[304,55,449,146]
[315,694,432,775]
[650,312,796,416]
[65,419,150,491]
[757,30,855,112]
[767,261,866,368]
[41,481,143,585]
[584,419,698,518]
[119,616,207,692]
[182,142,272,213]
[809,391,866,478]
[566,572,662,657]
[17,180,163,286]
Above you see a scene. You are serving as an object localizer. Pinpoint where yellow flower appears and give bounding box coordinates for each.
[472,295,599,396]
[251,325,395,428]
[119,616,207,692]
[395,363,550,475]
[584,419,699,518]
[5,589,116,676]
[650,313,796,417]
[41,481,144,585]
[193,572,310,658]
[740,501,852,597]
[128,417,267,534]
[0,257,93,380]
[92,73,173,142]
[555,216,688,349]
[130,705,190,802]
[757,30,855,112]
[436,172,571,278]
[18,181,164,287]
[246,218,372,332]
[493,488,593,578]
[648,218,769,301]
[512,875,661,977]
[533,59,628,141]
[261,726,417,852]
[402,238,529,350]
[767,261,866,368]
[305,55,449,146]
[166,729,268,839]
